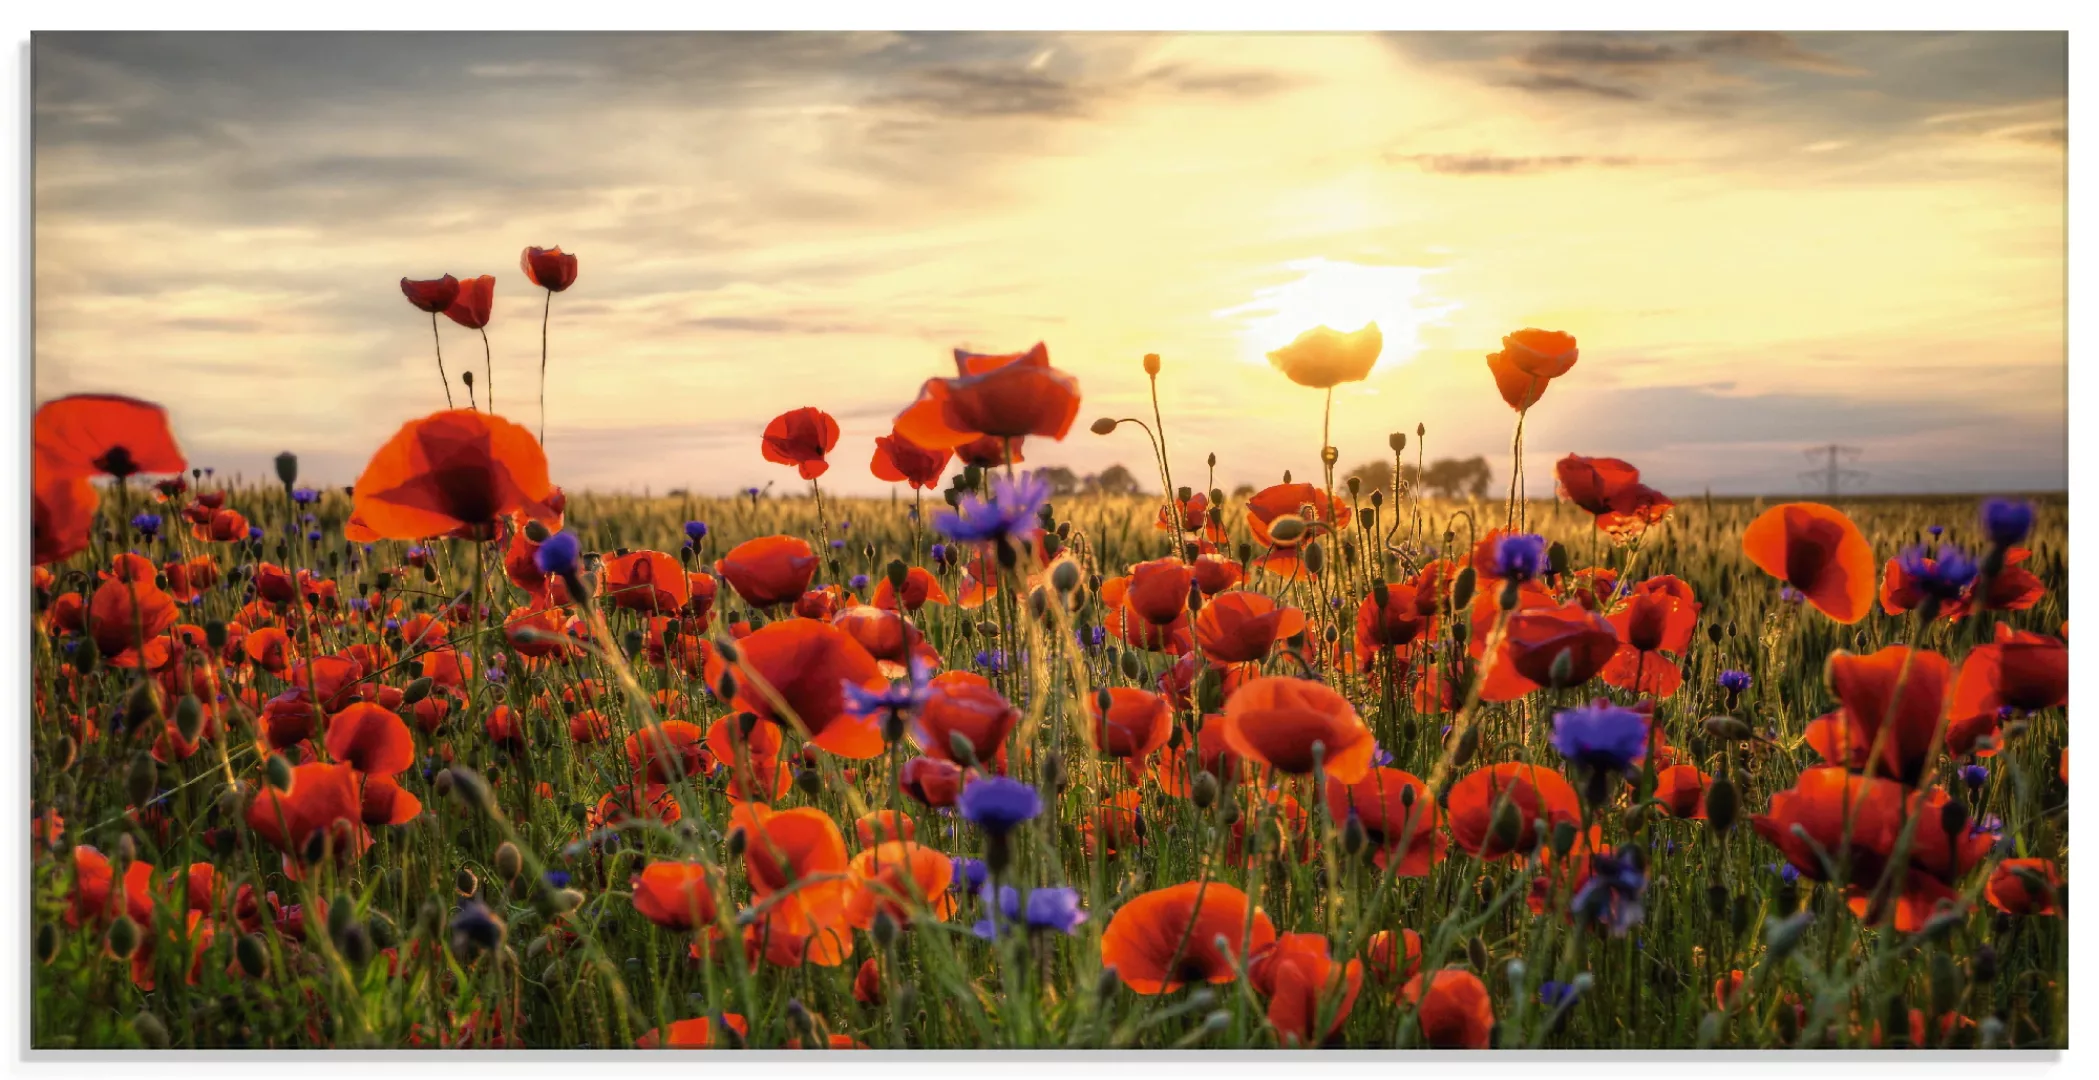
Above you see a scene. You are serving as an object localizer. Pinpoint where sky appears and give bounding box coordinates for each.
[33,31,2067,498]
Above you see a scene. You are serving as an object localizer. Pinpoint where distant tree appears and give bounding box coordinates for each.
[1035,465,1081,497]
[1085,464,1145,497]
[1419,456,1493,499]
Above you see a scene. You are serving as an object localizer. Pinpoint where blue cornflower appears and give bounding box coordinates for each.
[1539,981,1579,1008]
[929,542,950,566]
[684,520,709,542]
[1981,498,2034,549]
[975,648,1007,674]
[1896,543,1978,602]
[830,539,846,550]
[934,471,1052,549]
[130,513,162,538]
[1970,813,2005,837]
[1778,864,1800,885]
[535,531,582,577]
[971,885,1022,939]
[1550,699,1650,776]
[958,776,1042,836]
[1571,851,1647,936]
[348,597,371,613]
[1960,764,1988,790]
[1778,585,1804,605]
[306,530,322,543]
[1492,532,1548,582]
[950,857,989,894]
[1927,524,1944,538]
[850,574,870,592]
[543,870,571,888]
[1371,744,1395,768]
[1024,887,1087,935]
[841,655,933,734]
[291,486,320,504]
[484,664,508,685]
[1718,670,1752,694]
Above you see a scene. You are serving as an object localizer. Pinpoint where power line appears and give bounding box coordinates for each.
[1799,444,1867,497]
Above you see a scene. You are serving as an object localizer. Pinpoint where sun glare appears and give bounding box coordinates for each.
[1220,257,1460,372]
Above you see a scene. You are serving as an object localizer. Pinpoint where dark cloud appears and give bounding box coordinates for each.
[875,66,1097,119]
[1389,152,1641,175]
[1498,72,1649,101]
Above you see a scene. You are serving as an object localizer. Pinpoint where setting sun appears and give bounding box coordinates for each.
[1218,257,1461,371]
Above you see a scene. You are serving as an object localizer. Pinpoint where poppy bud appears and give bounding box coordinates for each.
[1763,910,1814,961]
[401,677,433,706]
[1971,944,1998,983]
[715,670,739,701]
[1450,725,1480,768]
[203,619,228,650]
[622,629,644,659]
[795,768,821,795]
[132,1010,170,1049]
[947,731,979,769]
[1042,751,1066,792]
[1389,431,1407,454]
[1143,353,1161,376]
[1341,814,1368,857]
[236,932,269,978]
[1547,647,1577,689]
[494,841,523,882]
[1452,568,1477,610]
[1700,715,1756,742]
[1489,798,1522,850]
[1236,542,1253,564]
[369,911,399,950]
[341,921,374,968]
[1938,798,1969,838]
[1466,935,1490,972]
[1215,798,1241,826]
[35,922,59,965]
[1050,560,1081,595]
[1089,417,1118,436]
[1191,771,1219,810]
[449,767,491,813]
[107,914,140,959]
[1303,542,1325,575]
[124,681,160,730]
[72,634,100,676]
[1119,651,1143,680]
[725,826,748,858]
[1546,542,1569,579]
[1267,515,1308,544]
[872,910,900,950]
[174,694,203,743]
[1551,820,1579,858]
[1704,774,1738,833]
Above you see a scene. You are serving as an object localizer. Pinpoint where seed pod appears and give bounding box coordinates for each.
[1452,568,1477,610]
[1118,651,1143,680]
[494,841,523,882]
[1303,542,1325,576]
[1341,814,1368,857]
[1051,560,1081,594]
[1450,725,1480,768]
[72,634,100,675]
[173,695,204,742]
[1267,516,1308,544]
[795,768,821,795]
[1552,820,1579,858]
[1490,799,1522,851]
[947,731,979,769]
[126,751,158,805]
[236,932,270,978]
[125,681,160,730]
[1190,771,1219,810]
[1763,911,1815,961]
[204,619,228,649]
[872,910,899,950]
[401,677,433,706]
[1466,935,1490,972]
[1939,798,1970,838]
[1704,774,1739,833]
[1216,798,1241,826]
[107,914,140,959]
[35,922,59,965]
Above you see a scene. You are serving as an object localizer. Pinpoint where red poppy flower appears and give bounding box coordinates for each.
[1267,322,1383,389]
[351,409,556,541]
[35,394,188,481]
[894,343,1081,449]
[1984,858,2061,917]
[844,841,956,930]
[1484,328,1578,412]
[854,810,916,848]
[588,783,684,833]
[1801,645,1951,784]
[913,671,1020,768]
[1327,767,1445,875]
[1554,453,1673,540]
[625,720,713,785]
[1947,625,2067,754]
[1352,583,1427,668]
[401,275,461,313]
[1495,603,1619,696]
[1889,548,2046,622]
[1124,558,1196,625]
[1751,767,1992,931]
[1653,764,1710,819]
[1100,577,1194,655]
[1446,762,1581,860]
[871,429,953,490]
[632,862,720,931]
[1364,928,1423,986]
[1099,881,1277,995]
[1150,712,1249,795]
[323,703,415,777]
[1086,687,1174,761]
[870,566,950,611]
[1249,932,1364,1045]
[899,755,963,807]
[245,761,366,857]
[1598,576,1698,697]
[716,535,819,609]
[762,406,841,480]
[955,434,1023,467]
[32,468,96,566]
[1195,591,1307,664]
[635,1014,748,1050]
[1221,676,1374,783]
[830,604,931,677]
[520,246,578,292]
[66,847,155,928]
[1742,502,1875,624]
[1192,553,1244,595]
[602,550,690,613]
[703,618,887,758]
[1245,483,1351,548]
[442,274,495,329]
[359,775,423,826]
[1402,968,1495,1048]
[88,576,179,666]
[707,716,792,803]
[730,804,853,966]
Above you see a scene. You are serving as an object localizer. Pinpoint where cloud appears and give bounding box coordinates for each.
[1388,152,1641,175]
[1498,71,1649,101]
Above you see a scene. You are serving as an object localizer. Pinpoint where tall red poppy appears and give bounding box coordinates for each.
[245,761,366,857]
[715,535,819,609]
[1249,932,1364,1045]
[602,550,691,613]
[1326,767,1445,875]
[401,275,461,313]
[351,409,556,541]
[1221,676,1375,783]
[1086,687,1173,761]
[443,274,495,329]
[1485,328,1578,411]
[33,467,96,566]
[762,407,841,480]
[1099,881,1277,994]
[1401,968,1495,1048]
[1742,502,1875,624]
[894,343,1081,449]
[1554,453,1673,540]
[632,862,720,931]
[1751,767,1991,931]
[703,618,887,759]
[912,671,1021,768]
[1195,591,1307,664]
[1245,483,1351,548]
[870,566,951,611]
[870,429,953,490]
[520,246,578,292]
[1498,603,1620,695]
[323,703,415,777]
[843,841,956,930]
[1599,575,1699,697]
[34,394,188,480]
[1985,858,2061,917]
[1801,645,1951,785]
[1446,762,1581,860]
[1947,626,2067,754]
[730,803,853,966]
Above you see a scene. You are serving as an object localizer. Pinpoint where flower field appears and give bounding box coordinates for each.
[27,281,2068,1050]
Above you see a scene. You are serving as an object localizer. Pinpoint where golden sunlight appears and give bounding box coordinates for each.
[1218,257,1461,371]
